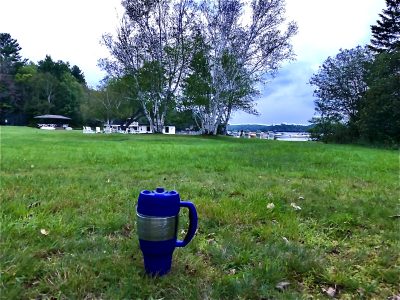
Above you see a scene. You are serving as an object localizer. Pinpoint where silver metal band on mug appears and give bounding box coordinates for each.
[136,212,178,241]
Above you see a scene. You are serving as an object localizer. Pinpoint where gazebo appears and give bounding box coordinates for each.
[34,114,72,130]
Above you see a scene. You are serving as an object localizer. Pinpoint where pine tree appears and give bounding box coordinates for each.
[369,0,400,53]
[0,33,25,118]
[0,33,24,75]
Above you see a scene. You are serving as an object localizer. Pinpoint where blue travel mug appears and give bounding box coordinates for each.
[136,187,198,276]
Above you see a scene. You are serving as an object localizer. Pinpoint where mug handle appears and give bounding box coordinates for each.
[176,201,198,247]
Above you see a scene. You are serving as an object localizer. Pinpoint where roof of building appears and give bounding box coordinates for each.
[34,114,71,120]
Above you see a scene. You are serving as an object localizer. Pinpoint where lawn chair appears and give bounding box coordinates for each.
[104,126,112,134]
[83,126,95,134]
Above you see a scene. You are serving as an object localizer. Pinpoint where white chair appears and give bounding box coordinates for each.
[96,127,101,133]
[83,126,95,134]
[104,126,112,134]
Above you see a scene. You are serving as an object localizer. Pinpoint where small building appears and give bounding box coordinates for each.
[139,125,153,134]
[111,122,175,134]
[162,126,175,135]
[127,122,140,133]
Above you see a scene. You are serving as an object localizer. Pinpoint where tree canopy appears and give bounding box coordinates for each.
[358,50,400,144]
[100,0,195,132]
[310,46,373,124]
[0,34,88,126]
[100,0,297,134]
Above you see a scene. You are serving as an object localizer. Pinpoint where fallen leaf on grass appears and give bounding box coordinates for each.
[282,237,290,244]
[322,286,337,297]
[298,196,304,200]
[40,229,49,236]
[275,281,290,291]
[228,268,236,275]
[388,295,400,300]
[290,202,301,210]
[267,203,275,209]
[185,264,196,275]
[206,238,216,244]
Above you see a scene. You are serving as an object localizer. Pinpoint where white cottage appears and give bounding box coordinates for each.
[127,122,140,133]
[162,126,175,135]
[126,122,174,134]
[139,125,153,134]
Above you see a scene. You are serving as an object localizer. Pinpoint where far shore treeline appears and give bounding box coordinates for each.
[228,124,313,133]
[0,0,399,146]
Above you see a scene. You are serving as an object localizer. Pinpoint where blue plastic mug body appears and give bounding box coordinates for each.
[136,187,198,276]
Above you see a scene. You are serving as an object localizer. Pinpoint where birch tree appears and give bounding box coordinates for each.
[186,0,298,134]
[99,0,195,133]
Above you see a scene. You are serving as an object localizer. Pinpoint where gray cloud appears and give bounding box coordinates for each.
[231,62,316,125]
[231,0,385,124]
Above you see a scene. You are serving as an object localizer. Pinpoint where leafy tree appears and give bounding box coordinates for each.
[188,0,297,135]
[218,51,259,134]
[308,116,353,144]
[56,72,84,123]
[82,76,142,125]
[369,0,400,53]
[165,108,197,131]
[358,50,400,145]
[137,61,169,127]
[309,46,373,140]
[100,0,195,132]
[0,36,87,125]
[182,34,214,132]
[17,56,86,124]
[183,37,258,134]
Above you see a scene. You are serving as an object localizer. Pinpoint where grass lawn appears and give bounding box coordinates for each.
[1,126,399,299]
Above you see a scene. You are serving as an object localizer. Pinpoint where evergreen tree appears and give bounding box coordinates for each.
[37,55,70,80]
[369,0,400,53]
[0,33,26,119]
[70,65,86,85]
[358,50,400,145]
[0,33,25,75]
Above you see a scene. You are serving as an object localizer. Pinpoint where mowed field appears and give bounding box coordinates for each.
[1,126,399,299]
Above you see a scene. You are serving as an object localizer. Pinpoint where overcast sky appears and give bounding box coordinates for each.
[0,0,385,124]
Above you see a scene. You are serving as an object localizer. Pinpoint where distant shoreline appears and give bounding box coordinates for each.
[228,124,313,133]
